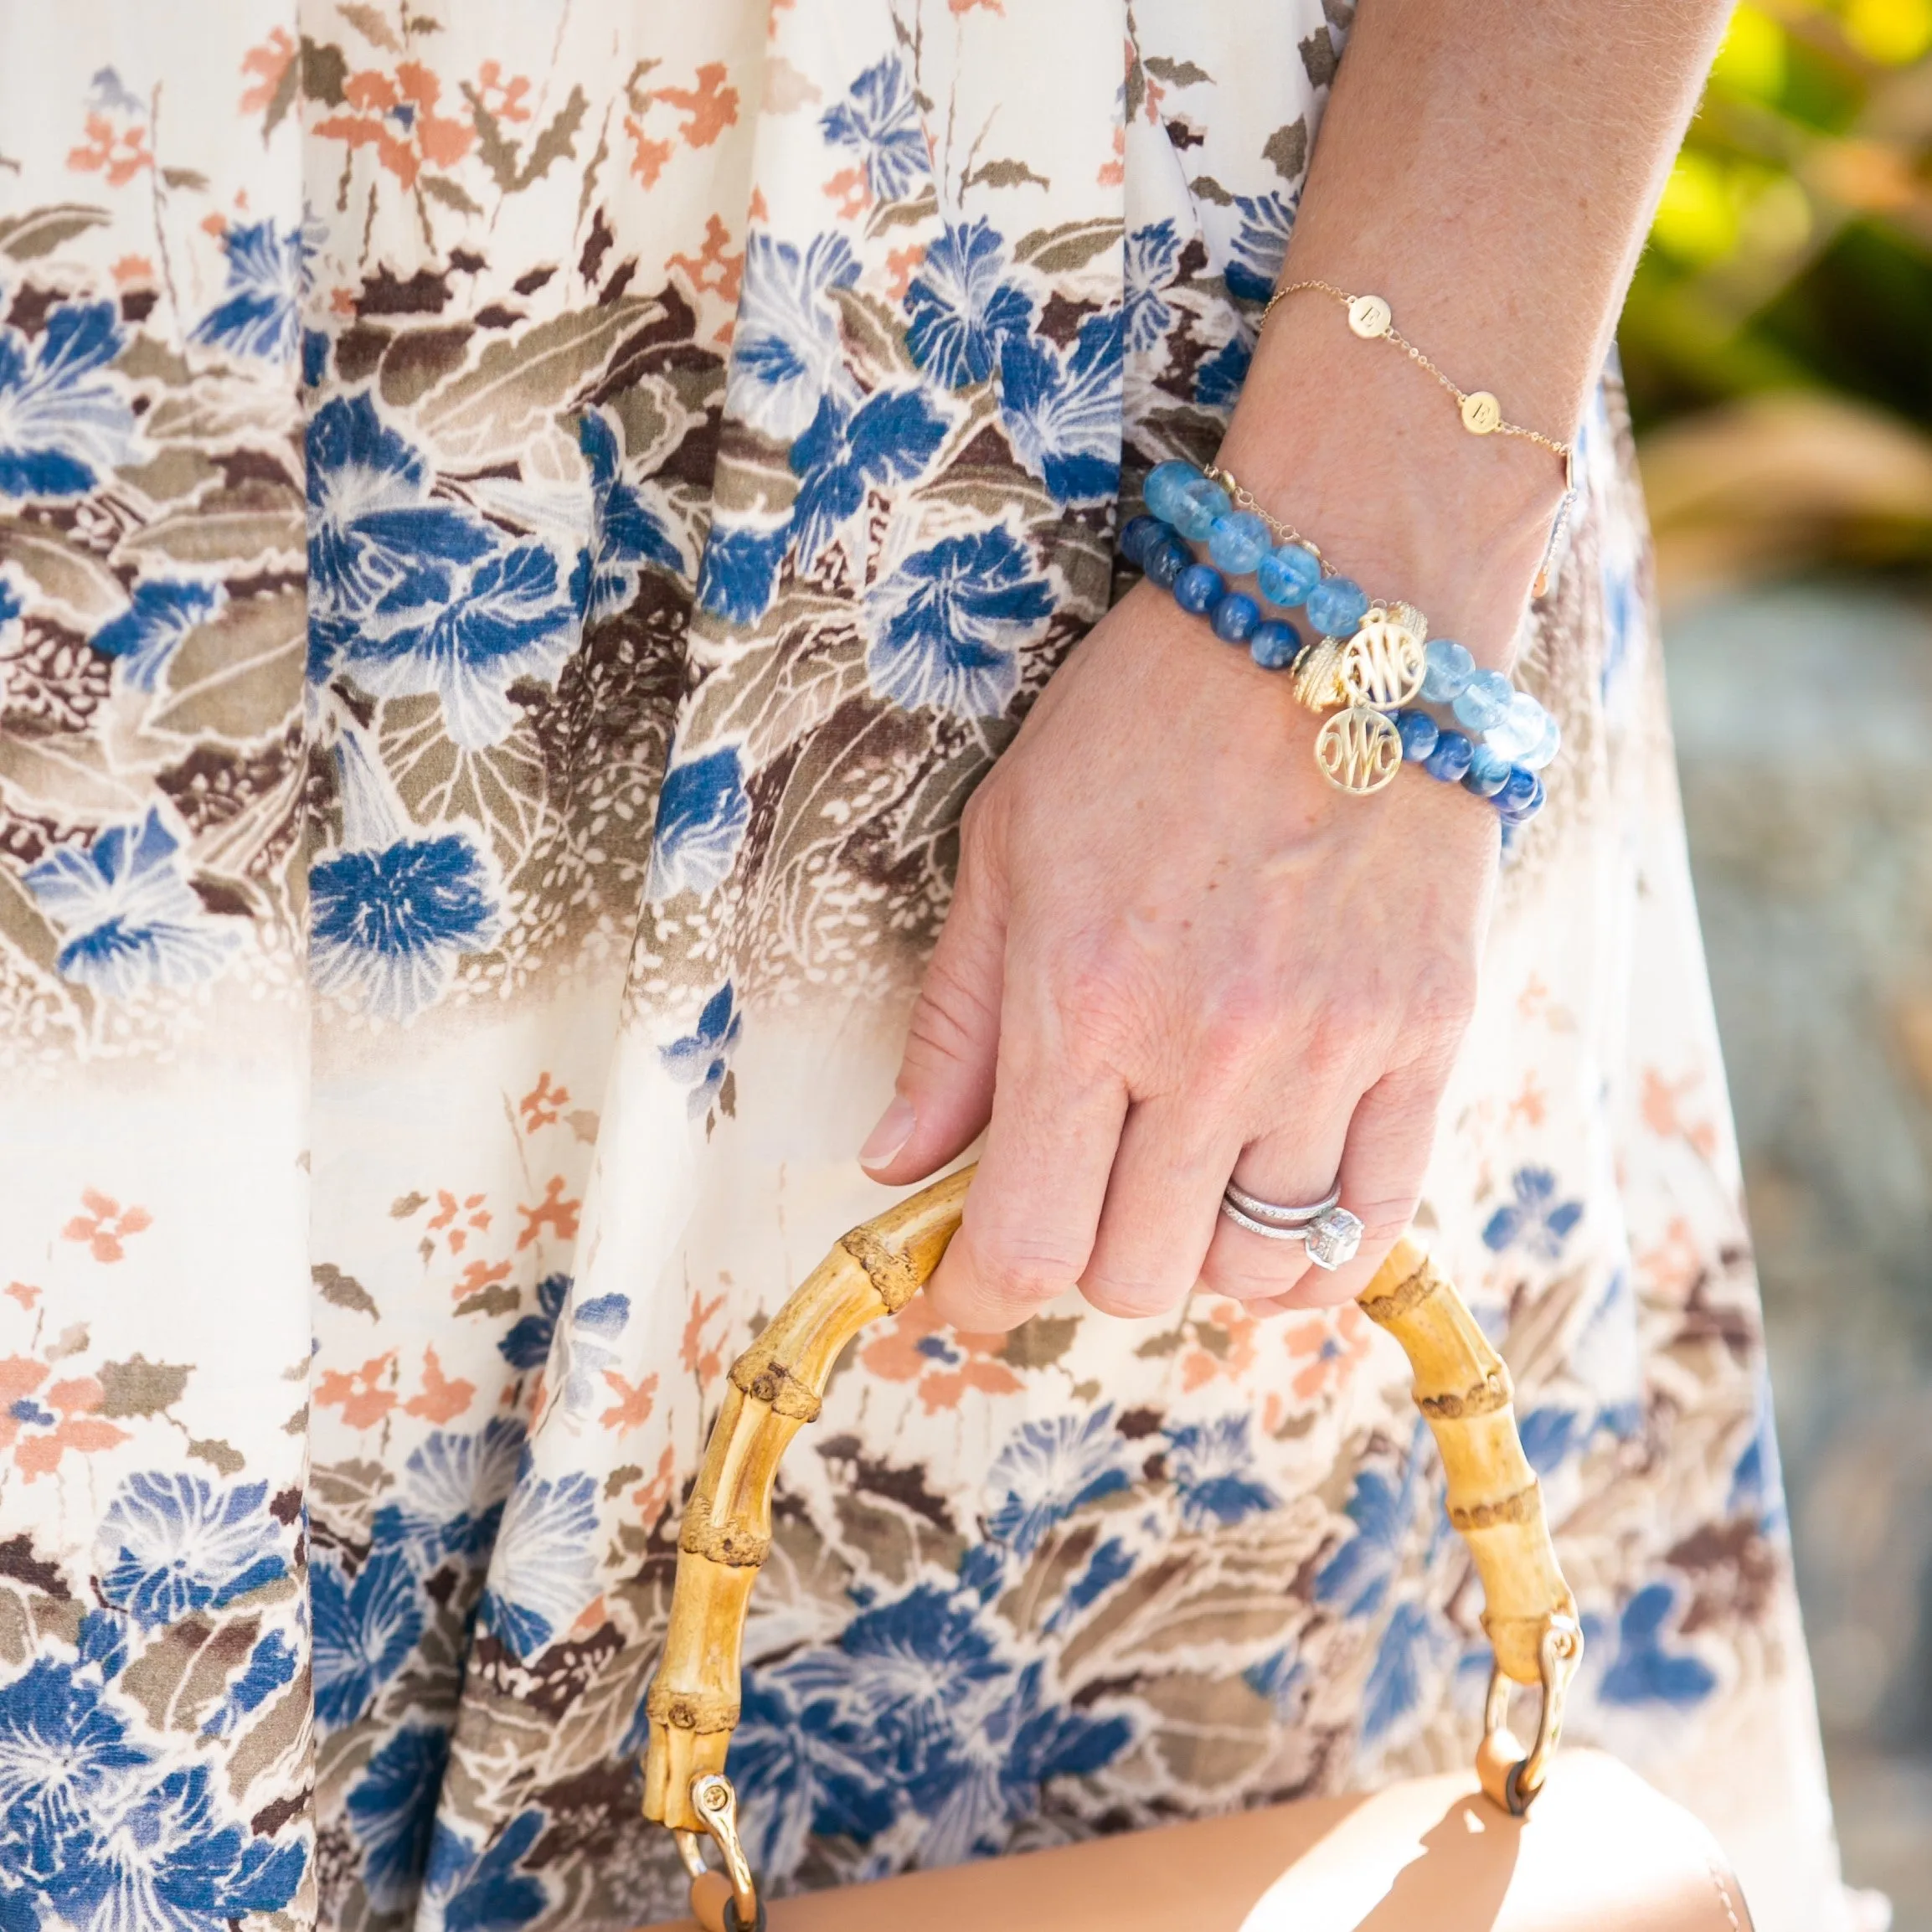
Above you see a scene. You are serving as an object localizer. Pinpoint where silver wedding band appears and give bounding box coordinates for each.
[1218,1178,1364,1271]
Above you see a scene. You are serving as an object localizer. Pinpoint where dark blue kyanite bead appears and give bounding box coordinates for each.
[1173,563,1226,616]
[1423,729,1474,784]
[1249,618,1301,670]
[1211,590,1260,643]
[1119,513,1164,568]
[1394,708,1440,763]
[1462,742,1512,797]
[1495,767,1543,818]
[1143,534,1189,590]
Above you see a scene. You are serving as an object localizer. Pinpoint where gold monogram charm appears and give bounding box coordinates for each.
[1315,706,1403,795]
[1461,391,1502,435]
[1347,293,1393,339]
[1340,605,1427,708]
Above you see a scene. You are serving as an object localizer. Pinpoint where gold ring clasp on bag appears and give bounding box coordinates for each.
[640,1167,1584,1926]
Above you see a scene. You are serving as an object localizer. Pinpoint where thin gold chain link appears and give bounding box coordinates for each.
[1199,461,1406,619]
[1265,280,1574,486]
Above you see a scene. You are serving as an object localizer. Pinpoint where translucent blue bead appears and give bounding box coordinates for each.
[1305,575,1368,638]
[1484,689,1546,760]
[1423,730,1474,784]
[1462,743,1512,797]
[1144,461,1203,525]
[1257,544,1321,608]
[1450,668,1512,733]
[1119,513,1163,568]
[1249,619,1301,670]
[1519,709,1562,771]
[1497,766,1540,813]
[1143,534,1189,590]
[1172,563,1225,615]
[1419,638,1475,704]
[1497,775,1546,824]
[1212,591,1260,643]
[1395,708,1440,762]
[1207,510,1272,576]
[1172,477,1234,542]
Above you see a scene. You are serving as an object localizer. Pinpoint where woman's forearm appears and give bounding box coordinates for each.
[1217,0,1731,662]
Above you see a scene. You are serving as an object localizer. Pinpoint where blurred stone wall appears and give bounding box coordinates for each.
[1666,583,1932,1925]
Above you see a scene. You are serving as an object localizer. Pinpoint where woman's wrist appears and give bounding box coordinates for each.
[1212,291,1570,671]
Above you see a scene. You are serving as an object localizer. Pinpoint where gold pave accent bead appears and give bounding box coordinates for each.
[1340,605,1427,709]
[1461,390,1502,435]
[1347,292,1393,338]
[1291,636,1349,712]
[1315,706,1403,795]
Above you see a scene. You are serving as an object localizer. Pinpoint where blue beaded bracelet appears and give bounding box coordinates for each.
[1122,462,1558,825]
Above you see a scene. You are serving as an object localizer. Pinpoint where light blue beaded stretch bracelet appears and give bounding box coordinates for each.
[1122,459,1558,826]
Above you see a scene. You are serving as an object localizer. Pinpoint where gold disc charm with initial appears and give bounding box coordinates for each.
[1347,294,1392,339]
[1460,391,1502,435]
[1339,606,1427,708]
[1315,706,1403,795]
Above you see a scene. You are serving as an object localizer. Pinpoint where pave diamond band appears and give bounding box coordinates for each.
[1218,1181,1364,1271]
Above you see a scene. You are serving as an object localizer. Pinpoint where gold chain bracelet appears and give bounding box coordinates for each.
[1265,280,1574,492]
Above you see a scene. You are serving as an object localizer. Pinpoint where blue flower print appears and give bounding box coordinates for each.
[309,829,502,1023]
[1599,1582,1718,1708]
[791,387,951,569]
[729,232,861,441]
[1481,1167,1584,1260]
[984,1407,1131,1557]
[662,981,742,1117]
[1193,333,1252,410]
[647,744,750,902]
[576,407,682,624]
[39,1759,305,1930]
[95,1472,288,1630]
[1042,1535,1134,1635]
[0,298,136,501]
[0,1658,149,1888]
[498,1273,569,1372]
[477,1472,599,1658]
[866,526,1053,721]
[1224,190,1295,304]
[1164,1414,1280,1530]
[348,1723,450,1910]
[201,1630,298,1739]
[1244,1646,1309,1722]
[905,220,1035,388]
[554,1290,631,1418]
[312,1547,425,1730]
[0,568,21,639]
[695,516,791,626]
[421,1809,549,1932]
[24,807,239,1000]
[90,577,224,692]
[189,218,305,363]
[1316,1454,1423,1620]
[1122,219,1182,354]
[820,54,930,204]
[997,310,1123,506]
[1362,1600,1445,1744]
[375,1415,528,1565]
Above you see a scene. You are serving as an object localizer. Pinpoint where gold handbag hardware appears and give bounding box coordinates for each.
[639,1164,1605,1931]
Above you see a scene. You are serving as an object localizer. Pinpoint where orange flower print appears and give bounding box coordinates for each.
[884,243,926,302]
[681,1289,728,1389]
[623,62,740,188]
[631,1442,678,1533]
[314,1352,399,1430]
[472,59,533,124]
[516,1177,580,1251]
[861,1292,1022,1414]
[403,1344,475,1424]
[824,165,870,219]
[240,27,296,116]
[1178,1298,1260,1393]
[1283,1304,1373,1402]
[427,1189,492,1255]
[62,1190,152,1264]
[0,1358,130,1481]
[1641,1067,1718,1160]
[313,62,474,190]
[452,1258,513,1303]
[68,111,153,188]
[600,1368,659,1431]
[518,1072,570,1132]
[667,213,745,310]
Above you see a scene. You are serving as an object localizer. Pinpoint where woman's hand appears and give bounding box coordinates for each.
[858,575,1500,1329]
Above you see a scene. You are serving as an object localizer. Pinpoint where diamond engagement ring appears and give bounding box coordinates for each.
[1218,1179,1364,1270]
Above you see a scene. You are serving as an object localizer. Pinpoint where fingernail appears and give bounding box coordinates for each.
[859,1095,916,1171]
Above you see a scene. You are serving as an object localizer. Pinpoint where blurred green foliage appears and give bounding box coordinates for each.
[1622,0,1932,435]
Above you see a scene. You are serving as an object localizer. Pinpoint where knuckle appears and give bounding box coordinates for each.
[1079,1265,1189,1321]
[905,957,996,1069]
[970,1229,1086,1312]
[1409,956,1479,1038]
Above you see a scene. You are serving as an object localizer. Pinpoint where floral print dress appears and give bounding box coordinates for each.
[0,5,1851,1931]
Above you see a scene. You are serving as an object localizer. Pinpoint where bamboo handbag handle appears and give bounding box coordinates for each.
[641,1166,1581,1929]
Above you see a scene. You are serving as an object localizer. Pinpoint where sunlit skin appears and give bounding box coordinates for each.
[863,0,1734,1328]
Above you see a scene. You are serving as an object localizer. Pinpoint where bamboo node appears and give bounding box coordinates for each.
[729,1347,823,1422]
[1358,1256,1445,1327]
[678,1501,771,1569]
[837,1225,925,1313]
[646,1682,741,1734]
[1418,1368,1512,1419]
[1450,1481,1543,1532]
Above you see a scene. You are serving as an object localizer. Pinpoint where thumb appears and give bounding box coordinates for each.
[860,826,1007,1183]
